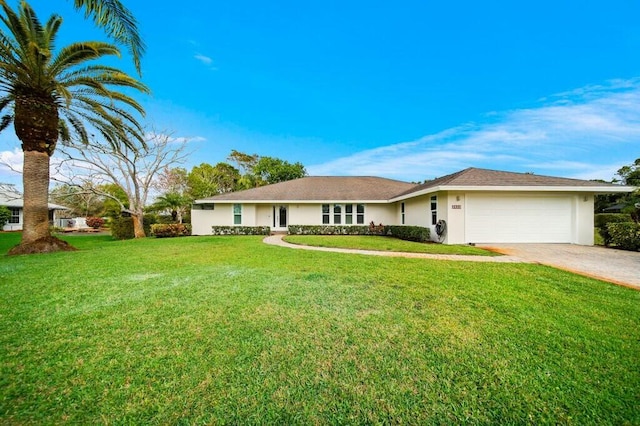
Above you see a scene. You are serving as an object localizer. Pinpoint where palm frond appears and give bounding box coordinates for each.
[71,0,145,74]
[0,113,12,132]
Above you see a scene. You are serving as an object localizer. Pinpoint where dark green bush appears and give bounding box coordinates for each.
[287,224,430,242]
[288,225,372,235]
[594,213,632,228]
[151,223,192,238]
[211,226,271,235]
[386,225,430,242]
[110,217,134,240]
[595,213,633,246]
[606,222,640,251]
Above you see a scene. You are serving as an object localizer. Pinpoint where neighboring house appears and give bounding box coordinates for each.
[191,167,634,245]
[0,183,69,231]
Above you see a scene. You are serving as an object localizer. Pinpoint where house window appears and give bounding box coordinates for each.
[345,204,353,224]
[430,196,437,225]
[333,204,342,224]
[9,208,19,224]
[356,204,365,224]
[233,204,242,225]
[401,202,405,225]
[322,204,330,224]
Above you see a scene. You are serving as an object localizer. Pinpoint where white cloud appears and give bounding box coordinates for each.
[194,54,213,65]
[308,78,640,182]
[0,148,23,174]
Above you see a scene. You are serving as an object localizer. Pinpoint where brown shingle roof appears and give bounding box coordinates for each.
[196,176,416,202]
[394,167,627,198]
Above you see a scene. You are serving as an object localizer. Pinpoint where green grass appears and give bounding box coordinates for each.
[1,233,638,424]
[284,234,499,255]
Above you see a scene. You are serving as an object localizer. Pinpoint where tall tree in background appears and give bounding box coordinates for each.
[187,162,241,199]
[56,131,188,238]
[227,150,306,189]
[0,1,148,254]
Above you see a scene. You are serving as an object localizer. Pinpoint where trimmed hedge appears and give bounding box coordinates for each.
[386,225,430,242]
[288,225,372,235]
[595,213,633,246]
[606,222,640,251]
[211,226,271,235]
[151,223,192,238]
[287,224,430,243]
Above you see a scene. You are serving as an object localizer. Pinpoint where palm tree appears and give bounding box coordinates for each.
[70,0,144,74]
[151,192,190,223]
[0,0,149,254]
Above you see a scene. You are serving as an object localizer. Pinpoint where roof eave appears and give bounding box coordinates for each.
[389,185,636,202]
[194,199,391,204]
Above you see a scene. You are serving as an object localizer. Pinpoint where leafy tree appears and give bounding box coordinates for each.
[99,184,128,219]
[187,162,241,199]
[0,1,148,254]
[0,205,10,226]
[616,158,640,222]
[253,156,306,186]
[616,158,640,187]
[227,150,306,189]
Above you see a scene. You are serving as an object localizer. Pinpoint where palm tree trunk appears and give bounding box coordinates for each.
[21,150,51,244]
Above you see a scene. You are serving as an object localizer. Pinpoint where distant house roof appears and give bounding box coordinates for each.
[0,183,69,210]
[196,176,416,203]
[194,168,634,204]
[390,168,634,201]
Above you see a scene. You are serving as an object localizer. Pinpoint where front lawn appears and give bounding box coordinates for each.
[0,234,638,424]
[284,234,498,255]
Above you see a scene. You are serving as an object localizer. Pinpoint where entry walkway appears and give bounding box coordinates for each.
[263,234,527,263]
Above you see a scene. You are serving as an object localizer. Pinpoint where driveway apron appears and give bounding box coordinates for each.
[479,244,640,289]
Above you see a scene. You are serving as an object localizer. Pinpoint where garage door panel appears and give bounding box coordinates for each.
[465,194,573,243]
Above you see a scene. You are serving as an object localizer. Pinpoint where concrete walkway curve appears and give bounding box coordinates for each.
[263,234,528,263]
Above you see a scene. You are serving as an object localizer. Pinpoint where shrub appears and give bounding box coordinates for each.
[287,224,430,242]
[85,216,104,229]
[0,205,10,227]
[211,226,271,235]
[386,225,430,242]
[595,213,633,246]
[151,223,192,238]
[606,222,640,251]
[288,225,373,235]
[110,217,134,240]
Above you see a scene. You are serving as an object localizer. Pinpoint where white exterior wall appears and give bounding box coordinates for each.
[191,204,234,235]
[289,204,320,225]
[573,194,595,245]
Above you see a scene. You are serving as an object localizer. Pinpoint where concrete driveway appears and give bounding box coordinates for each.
[480,244,640,289]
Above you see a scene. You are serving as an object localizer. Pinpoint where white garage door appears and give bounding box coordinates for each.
[465,194,573,243]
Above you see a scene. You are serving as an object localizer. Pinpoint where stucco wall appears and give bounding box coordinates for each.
[191,205,233,235]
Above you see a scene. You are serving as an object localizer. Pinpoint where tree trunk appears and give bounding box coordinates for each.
[21,150,51,244]
[132,213,146,238]
[7,150,76,255]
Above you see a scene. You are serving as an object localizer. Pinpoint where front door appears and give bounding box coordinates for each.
[273,205,288,230]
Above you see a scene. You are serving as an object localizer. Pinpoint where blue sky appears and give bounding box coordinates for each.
[1,0,639,187]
